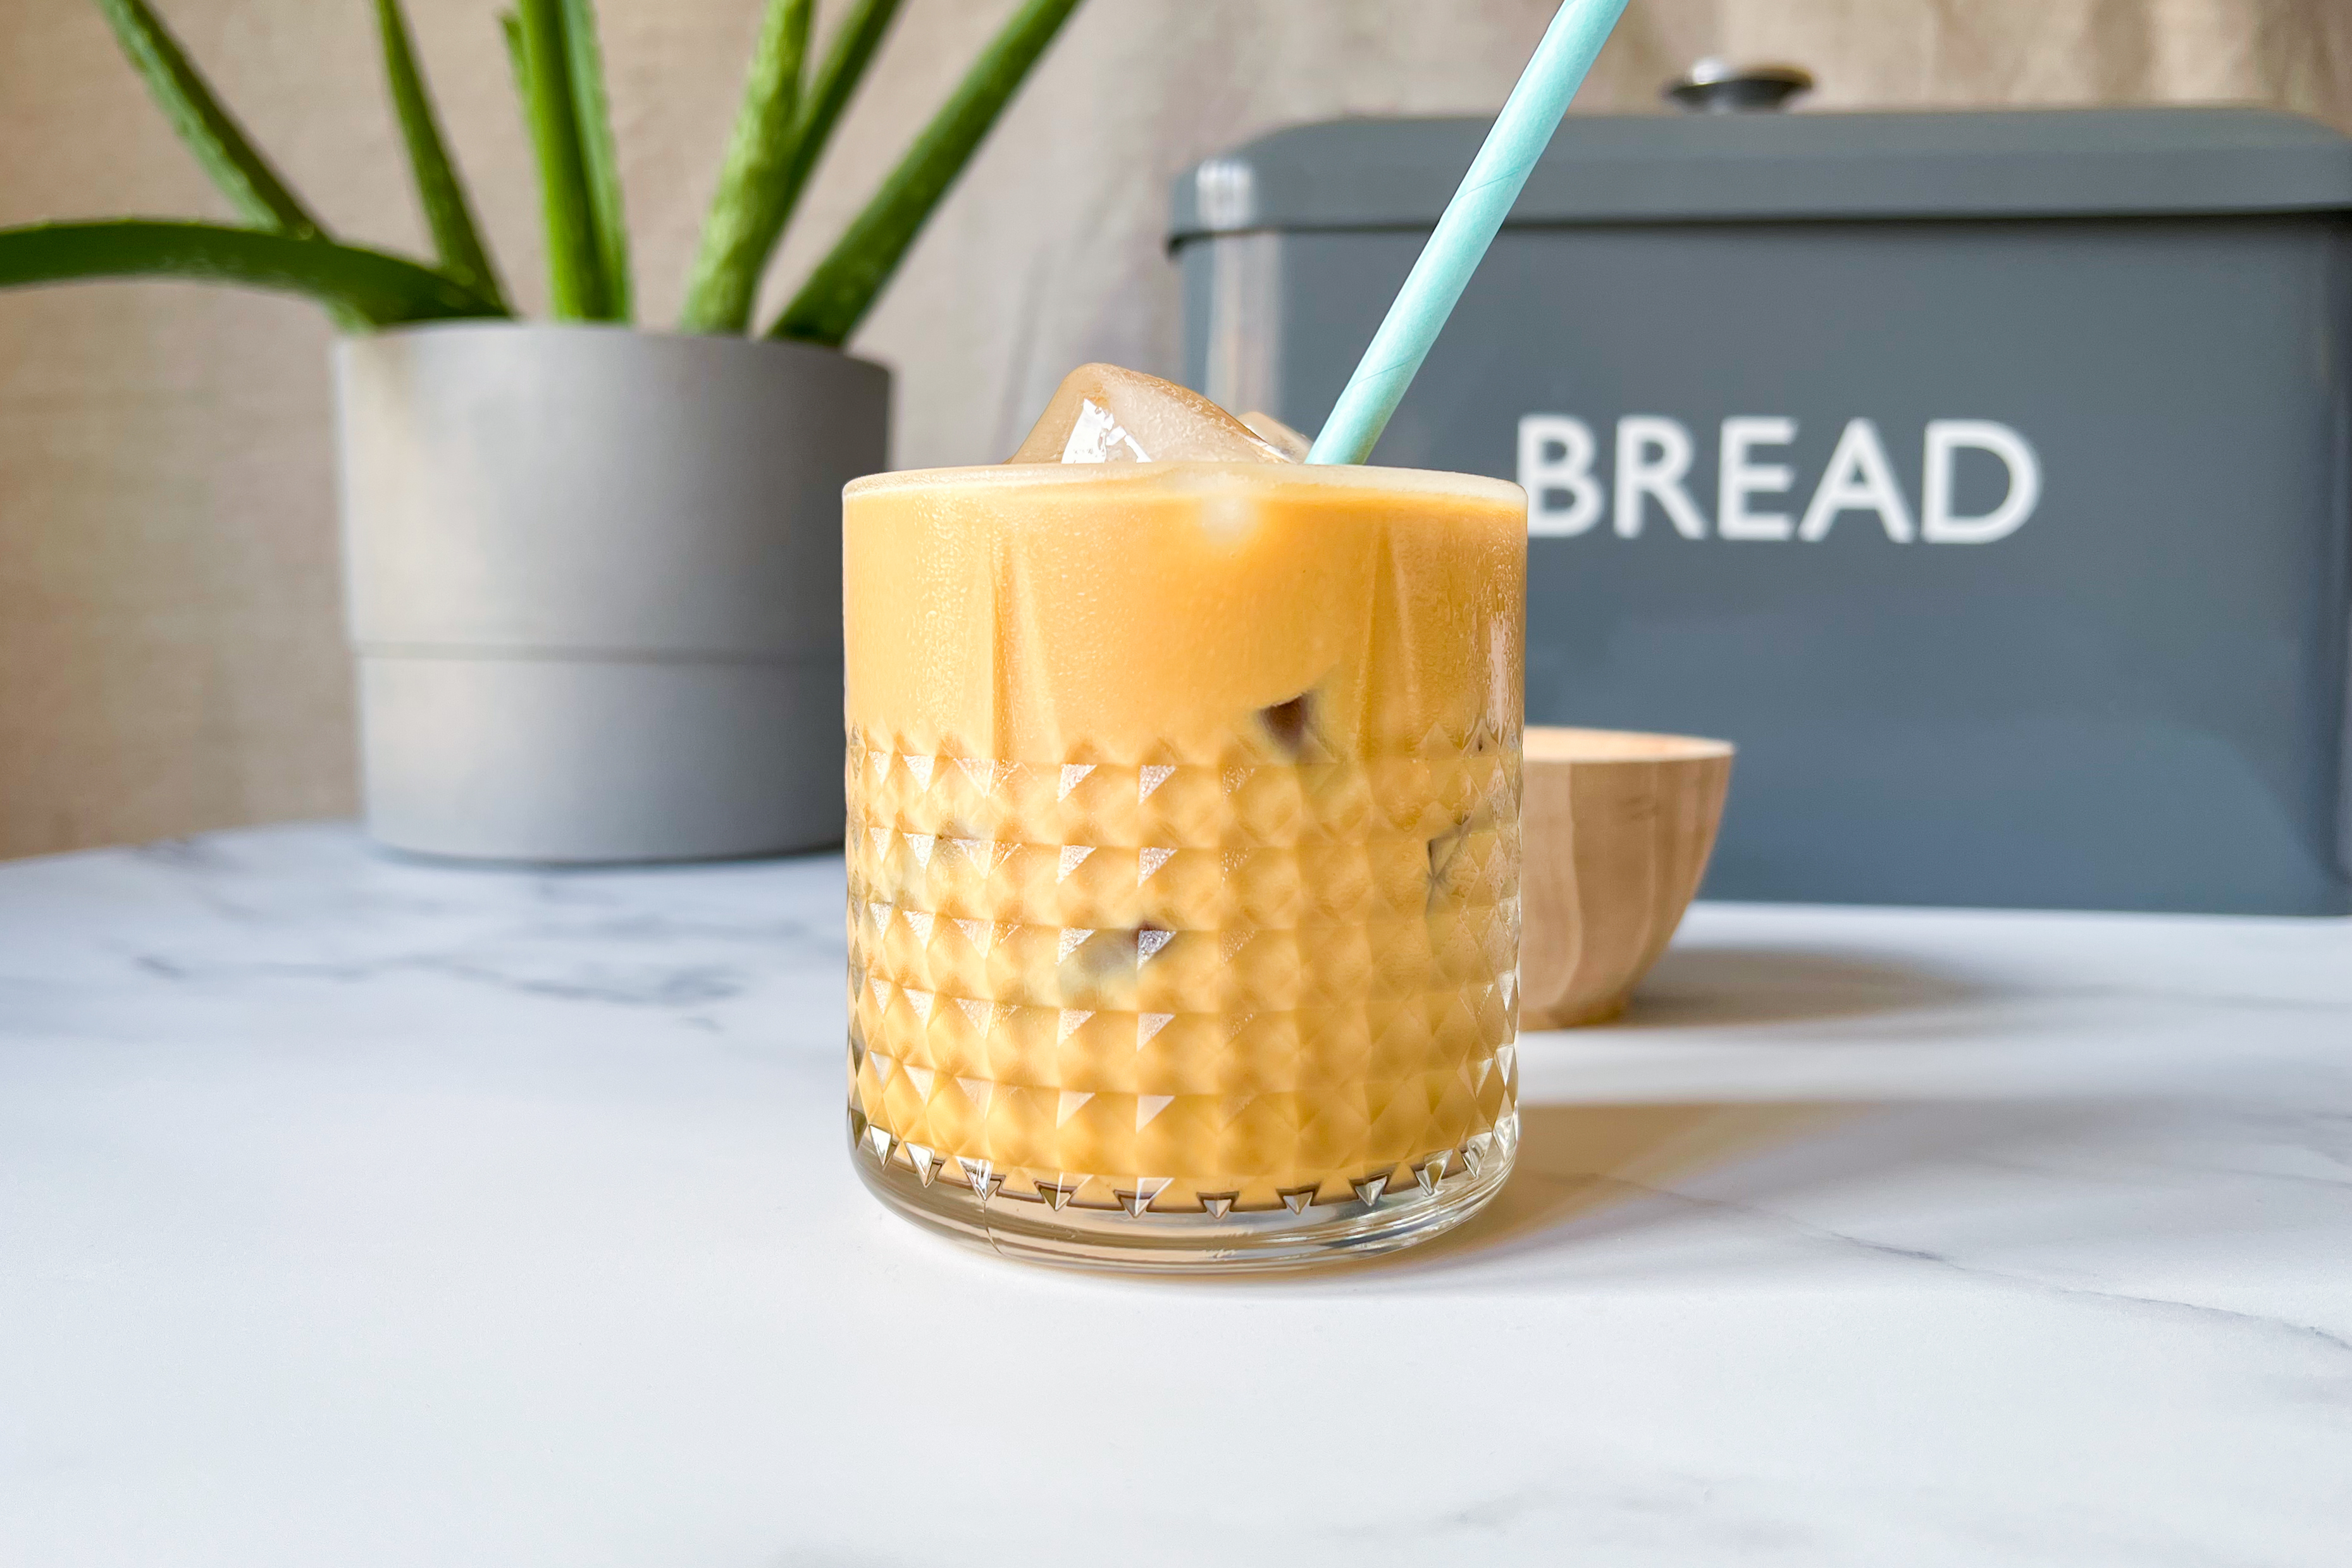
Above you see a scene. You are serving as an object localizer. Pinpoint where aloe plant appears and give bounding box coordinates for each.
[0,0,1086,345]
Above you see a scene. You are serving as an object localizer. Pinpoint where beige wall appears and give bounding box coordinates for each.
[3,0,2347,858]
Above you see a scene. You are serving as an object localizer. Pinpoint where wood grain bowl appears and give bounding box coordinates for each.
[1519,727,1735,1029]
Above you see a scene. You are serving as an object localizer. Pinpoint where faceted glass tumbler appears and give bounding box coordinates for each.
[841,462,1526,1271]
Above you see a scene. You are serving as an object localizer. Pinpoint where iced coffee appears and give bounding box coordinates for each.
[843,367,1526,1269]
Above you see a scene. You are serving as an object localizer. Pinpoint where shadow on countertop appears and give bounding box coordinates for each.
[1614,942,1988,1030]
[1350,942,1981,1273]
[1325,943,2234,1288]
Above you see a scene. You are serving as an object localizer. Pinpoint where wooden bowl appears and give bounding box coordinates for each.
[1519,727,1735,1028]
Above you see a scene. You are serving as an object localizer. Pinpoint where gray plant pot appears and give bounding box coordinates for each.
[333,322,885,863]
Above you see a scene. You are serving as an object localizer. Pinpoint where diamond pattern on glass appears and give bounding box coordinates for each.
[844,732,1519,1218]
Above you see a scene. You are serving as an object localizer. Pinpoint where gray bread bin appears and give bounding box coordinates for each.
[1175,108,2352,915]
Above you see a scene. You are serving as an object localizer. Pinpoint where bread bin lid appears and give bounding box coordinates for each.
[1169,107,2352,240]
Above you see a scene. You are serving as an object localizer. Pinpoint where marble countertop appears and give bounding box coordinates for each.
[2,824,2347,1565]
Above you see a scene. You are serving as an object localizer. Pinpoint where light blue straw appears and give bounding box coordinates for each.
[1306,0,1630,466]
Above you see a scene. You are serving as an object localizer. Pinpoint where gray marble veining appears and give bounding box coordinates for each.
[3,824,2348,1565]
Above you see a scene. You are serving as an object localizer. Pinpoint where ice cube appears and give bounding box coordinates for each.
[1240,411,1312,462]
[1008,364,1290,464]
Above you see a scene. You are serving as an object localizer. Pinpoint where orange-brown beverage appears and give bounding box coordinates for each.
[843,457,1525,1269]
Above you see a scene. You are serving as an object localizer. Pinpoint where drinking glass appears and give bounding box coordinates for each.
[842,460,1525,1270]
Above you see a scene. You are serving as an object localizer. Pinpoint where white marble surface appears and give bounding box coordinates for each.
[2,824,2348,1566]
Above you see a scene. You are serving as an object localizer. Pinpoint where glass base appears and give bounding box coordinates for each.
[851,1111,1518,1274]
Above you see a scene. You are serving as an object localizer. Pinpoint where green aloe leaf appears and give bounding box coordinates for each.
[90,0,323,238]
[559,0,631,320]
[501,9,528,102]
[373,0,506,310]
[769,0,1081,346]
[677,0,810,335]
[511,0,611,319]
[785,0,903,191]
[0,220,507,327]
[679,0,906,335]
[788,0,908,212]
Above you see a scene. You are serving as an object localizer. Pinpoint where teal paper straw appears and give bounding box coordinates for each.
[1306,0,1630,466]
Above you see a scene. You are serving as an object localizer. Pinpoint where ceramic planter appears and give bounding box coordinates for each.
[334,321,886,862]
